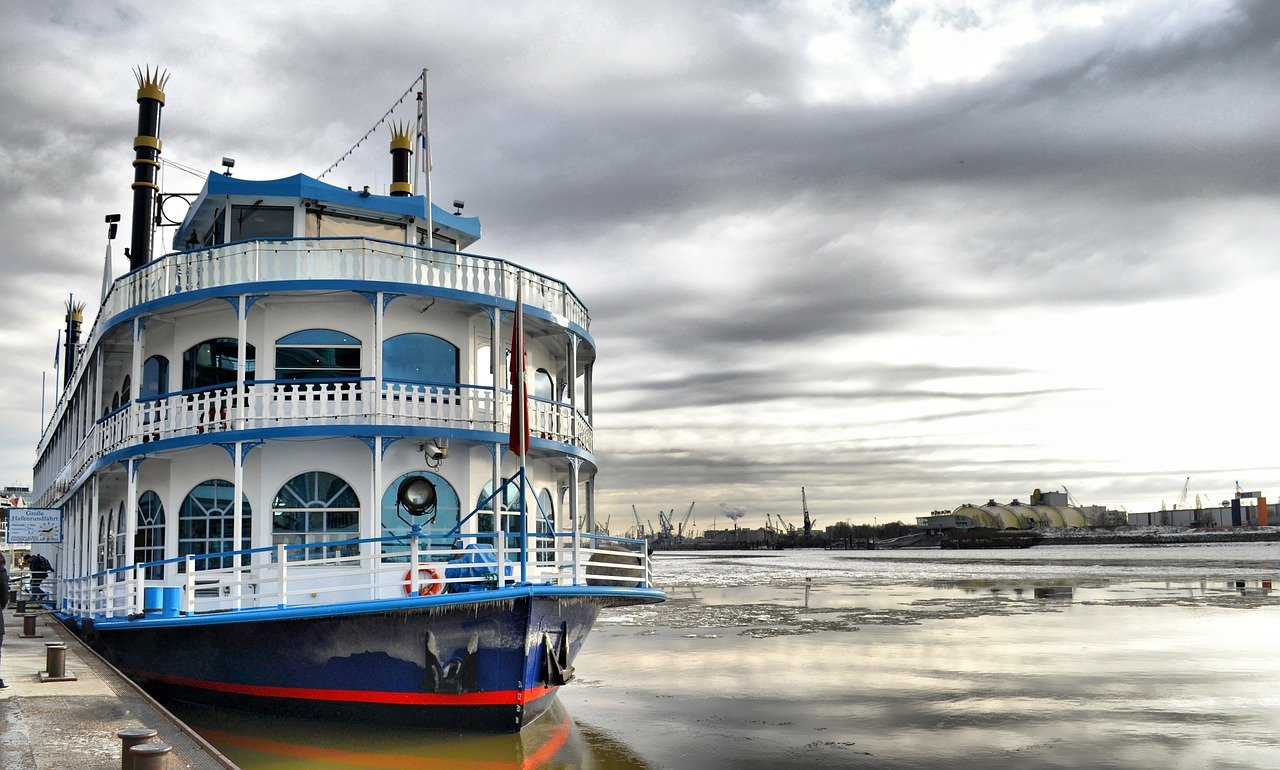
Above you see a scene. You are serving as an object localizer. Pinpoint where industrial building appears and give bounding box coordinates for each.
[917,488,1269,532]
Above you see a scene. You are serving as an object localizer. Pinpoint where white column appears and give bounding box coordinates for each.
[233,442,244,575]
[568,458,580,532]
[567,333,578,414]
[124,461,137,568]
[130,318,143,437]
[490,308,501,432]
[585,476,596,534]
[89,476,101,576]
[373,292,384,394]
[236,296,247,428]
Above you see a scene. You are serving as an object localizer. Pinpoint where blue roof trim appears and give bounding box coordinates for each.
[69,584,667,630]
[179,172,481,242]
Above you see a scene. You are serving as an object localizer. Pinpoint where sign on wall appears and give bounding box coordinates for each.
[5,508,63,544]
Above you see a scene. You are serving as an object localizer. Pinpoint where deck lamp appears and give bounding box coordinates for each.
[397,474,438,519]
[105,214,121,240]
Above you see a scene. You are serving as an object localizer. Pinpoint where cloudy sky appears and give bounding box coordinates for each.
[2,1,1278,531]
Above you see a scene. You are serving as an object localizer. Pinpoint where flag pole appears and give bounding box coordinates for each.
[510,281,529,582]
[419,66,433,251]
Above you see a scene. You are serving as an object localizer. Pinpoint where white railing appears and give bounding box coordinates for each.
[35,380,592,504]
[34,237,592,488]
[55,531,652,621]
[107,238,589,331]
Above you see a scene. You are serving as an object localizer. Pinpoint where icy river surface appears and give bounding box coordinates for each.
[176,543,1280,769]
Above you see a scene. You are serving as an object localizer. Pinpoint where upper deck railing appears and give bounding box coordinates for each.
[35,237,592,497]
[107,236,589,330]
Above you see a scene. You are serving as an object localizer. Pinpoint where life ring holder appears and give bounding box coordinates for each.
[404,565,444,596]
[197,406,228,434]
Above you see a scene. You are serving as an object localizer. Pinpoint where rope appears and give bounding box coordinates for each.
[317,73,424,180]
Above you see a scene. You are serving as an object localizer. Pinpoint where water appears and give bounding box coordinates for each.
[171,544,1280,768]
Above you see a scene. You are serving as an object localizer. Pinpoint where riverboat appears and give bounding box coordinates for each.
[29,68,664,731]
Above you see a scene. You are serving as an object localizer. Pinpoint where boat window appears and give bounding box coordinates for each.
[380,471,460,561]
[306,210,404,241]
[475,478,523,536]
[135,491,166,580]
[140,355,169,399]
[383,333,458,384]
[183,338,256,390]
[178,480,253,570]
[275,329,362,381]
[231,205,293,241]
[272,471,361,561]
[534,369,554,401]
[417,227,457,250]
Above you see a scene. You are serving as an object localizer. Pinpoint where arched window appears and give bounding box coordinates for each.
[534,369,554,401]
[183,338,255,390]
[381,471,460,561]
[135,491,165,579]
[275,329,361,381]
[476,478,523,535]
[120,375,131,406]
[383,333,458,384]
[178,480,252,570]
[140,356,169,399]
[272,471,360,560]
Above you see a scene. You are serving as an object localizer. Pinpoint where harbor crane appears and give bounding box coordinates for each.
[632,505,645,538]
[679,502,695,541]
[802,487,815,537]
[1175,477,1190,510]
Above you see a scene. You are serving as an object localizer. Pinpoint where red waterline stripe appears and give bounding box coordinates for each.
[133,669,556,707]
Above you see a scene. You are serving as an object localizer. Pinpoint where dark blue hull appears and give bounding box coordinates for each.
[68,587,660,731]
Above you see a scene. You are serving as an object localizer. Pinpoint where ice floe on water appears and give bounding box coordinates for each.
[597,544,1280,637]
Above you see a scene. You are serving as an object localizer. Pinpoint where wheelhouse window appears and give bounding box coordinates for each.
[183,338,255,390]
[306,210,404,240]
[275,329,361,381]
[135,491,166,580]
[383,333,458,384]
[178,479,252,570]
[380,471,460,561]
[272,471,360,560]
[231,204,293,241]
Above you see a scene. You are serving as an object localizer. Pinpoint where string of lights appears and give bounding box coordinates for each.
[317,73,424,180]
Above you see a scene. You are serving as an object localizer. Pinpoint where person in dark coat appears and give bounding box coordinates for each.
[28,552,51,599]
[1,553,9,688]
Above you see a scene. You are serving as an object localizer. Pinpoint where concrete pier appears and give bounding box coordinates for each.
[1,608,235,769]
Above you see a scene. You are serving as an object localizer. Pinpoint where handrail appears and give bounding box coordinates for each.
[36,236,592,470]
[53,528,652,621]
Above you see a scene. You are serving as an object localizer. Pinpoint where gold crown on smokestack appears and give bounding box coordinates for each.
[389,121,414,152]
[134,65,169,105]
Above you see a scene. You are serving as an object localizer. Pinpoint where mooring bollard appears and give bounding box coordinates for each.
[117,728,159,770]
[22,613,37,636]
[45,643,68,679]
[129,742,172,770]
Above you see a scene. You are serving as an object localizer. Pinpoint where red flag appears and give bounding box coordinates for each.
[509,283,529,456]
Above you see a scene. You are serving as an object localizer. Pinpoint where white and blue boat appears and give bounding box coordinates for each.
[30,68,663,731]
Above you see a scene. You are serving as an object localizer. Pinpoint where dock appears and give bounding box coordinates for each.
[1,606,235,770]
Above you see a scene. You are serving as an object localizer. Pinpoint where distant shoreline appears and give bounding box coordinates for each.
[1039,528,1280,546]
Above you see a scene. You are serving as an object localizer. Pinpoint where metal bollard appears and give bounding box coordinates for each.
[129,742,172,770]
[117,728,159,770]
[22,613,37,635]
[45,643,68,679]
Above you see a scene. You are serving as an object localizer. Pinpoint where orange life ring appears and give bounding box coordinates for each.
[197,406,228,434]
[404,566,444,596]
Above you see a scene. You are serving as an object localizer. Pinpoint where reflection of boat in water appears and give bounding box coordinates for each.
[940,528,1044,549]
[32,68,664,731]
[177,698,654,769]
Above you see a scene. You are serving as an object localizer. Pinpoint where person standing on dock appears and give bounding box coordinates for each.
[1,553,9,688]
[27,552,51,600]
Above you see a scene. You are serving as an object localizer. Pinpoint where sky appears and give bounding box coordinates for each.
[1,0,1278,532]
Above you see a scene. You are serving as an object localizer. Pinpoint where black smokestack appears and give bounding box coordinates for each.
[63,299,84,385]
[130,66,168,270]
[389,122,413,197]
